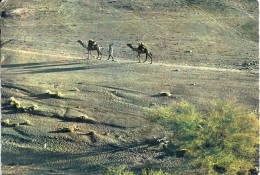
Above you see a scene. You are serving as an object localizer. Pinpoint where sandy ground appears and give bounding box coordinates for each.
[1,0,258,174]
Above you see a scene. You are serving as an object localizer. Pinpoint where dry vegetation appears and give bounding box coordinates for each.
[1,0,258,174]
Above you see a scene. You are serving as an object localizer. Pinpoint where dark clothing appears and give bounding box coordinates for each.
[88,40,96,49]
[138,43,146,52]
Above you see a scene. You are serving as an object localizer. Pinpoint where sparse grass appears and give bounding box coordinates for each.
[1,119,20,127]
[103,165,169,175]
[2,119,11,126]
[8,97,25,111]
[21,120,33,126]
[141,169,170,175]
[103,165,134,175]
[58,125,77,133]
[149,101,259,174]
[86,130,96,135]
[46,90,64,98]
[27,104,38,111]
[7,97,39,112]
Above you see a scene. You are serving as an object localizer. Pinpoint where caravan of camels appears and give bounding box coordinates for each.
[77,39,153,64]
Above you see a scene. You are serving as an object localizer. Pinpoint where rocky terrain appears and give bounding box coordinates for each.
[1,0,258,174]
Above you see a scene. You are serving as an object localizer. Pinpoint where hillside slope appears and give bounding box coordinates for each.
[1,0,259,174]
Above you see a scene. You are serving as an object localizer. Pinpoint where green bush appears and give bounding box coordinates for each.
[141,169,170,175]
[103,165,169,175]
[46,90,64,98]
[150,101,259,174]
[103,165,134,175]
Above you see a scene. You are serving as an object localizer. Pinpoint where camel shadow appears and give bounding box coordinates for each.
[14,62,123,74]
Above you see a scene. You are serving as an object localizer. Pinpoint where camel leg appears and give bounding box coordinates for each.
[137,54,141,63]
[97,50,102,60]
[143,54,148,63]
[99,51,102,59]
[87,51,90,59]
[149,54,153,64]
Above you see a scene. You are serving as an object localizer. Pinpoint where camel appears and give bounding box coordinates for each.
[127,43,153,64]
[77,40,102,59]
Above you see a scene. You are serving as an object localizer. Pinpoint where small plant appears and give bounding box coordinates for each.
[46,90,64,98]
[1,119,11,126]
[8,97,24,110]
[13,123,20,127]
[21,120,33,126]
[141,169,170,175]
[27,104,38,111]
[7,97,37,112]
[2,119,22,127]
[103,166,170,175]
[86,130,96,135]
[59,125,77,133]
[103,165,134,175]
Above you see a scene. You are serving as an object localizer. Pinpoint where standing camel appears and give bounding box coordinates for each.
[77,40,102,60]
[127,43,153,64]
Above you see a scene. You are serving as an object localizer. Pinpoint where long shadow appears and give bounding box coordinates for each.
[16,62,121,74]
[1,104,24,115]
[0,39,15,48]
[1,62,48,68]
[1,60,80,68]
[1,83,32,94]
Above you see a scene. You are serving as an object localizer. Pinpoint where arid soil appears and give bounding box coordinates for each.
[1,0,258,174]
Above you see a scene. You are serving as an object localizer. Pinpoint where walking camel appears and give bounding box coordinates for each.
[127,43,153,64]
[77,40,102,59]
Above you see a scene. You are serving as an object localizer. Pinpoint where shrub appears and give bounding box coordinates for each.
[46,90,64,98]
[2,119,11,126]
[27,104,38,111]
[149,101,259,174]
[2,119,23,127]
[59,125,77,133]
[8,97,38,112]
[8,97,24,110]
[103,166,169,175]
[103,165,134,175]
[86,130,96,135]
[21,120,33,126]
[141,169,170,175]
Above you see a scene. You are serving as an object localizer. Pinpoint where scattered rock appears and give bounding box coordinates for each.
[184,50,193,53]
[74,87,80,91]
[58,125,77,133]
[159,92,172,97]
[64,109,97,124]
[1,11,11,18]
[10,8,34,18]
